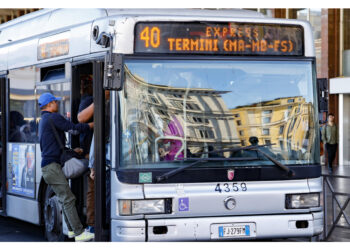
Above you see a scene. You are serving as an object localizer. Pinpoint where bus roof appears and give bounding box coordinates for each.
[0,9,314,71]
[0,8,264,46]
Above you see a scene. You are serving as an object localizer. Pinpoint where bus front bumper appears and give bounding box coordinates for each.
[111,211,323,241]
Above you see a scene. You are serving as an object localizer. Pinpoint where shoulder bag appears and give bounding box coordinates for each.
[49,119,88,179]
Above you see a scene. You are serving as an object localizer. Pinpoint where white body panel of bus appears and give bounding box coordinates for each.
[0,8,320,241]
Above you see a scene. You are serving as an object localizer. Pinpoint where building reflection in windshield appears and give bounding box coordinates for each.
[121,61,316,167]
[121,66,239,164]
[231,96,314,162]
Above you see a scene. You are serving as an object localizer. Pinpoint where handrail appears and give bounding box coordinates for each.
[322,172,350,241]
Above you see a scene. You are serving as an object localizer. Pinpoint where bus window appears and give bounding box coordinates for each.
[7,67,37,198]
[9,67,37,143]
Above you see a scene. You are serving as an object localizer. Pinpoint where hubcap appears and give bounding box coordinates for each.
[44,197,58,233]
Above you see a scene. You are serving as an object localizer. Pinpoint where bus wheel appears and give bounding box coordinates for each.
[43,186,65,241]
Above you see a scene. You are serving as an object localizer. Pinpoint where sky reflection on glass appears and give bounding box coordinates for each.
[126,60,313,109]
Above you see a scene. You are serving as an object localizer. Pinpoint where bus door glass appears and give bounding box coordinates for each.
[7,67,37,198]
[36,64,72,144]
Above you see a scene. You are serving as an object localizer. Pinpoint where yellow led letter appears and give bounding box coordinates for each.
[140,26,150,48]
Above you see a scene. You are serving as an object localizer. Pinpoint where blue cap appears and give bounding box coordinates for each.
[38,93,62,108]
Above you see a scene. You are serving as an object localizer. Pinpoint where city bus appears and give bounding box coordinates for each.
[0,8,323,241]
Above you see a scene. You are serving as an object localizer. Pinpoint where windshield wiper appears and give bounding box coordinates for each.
[155,157,259,183]
[252,148,294,177]
[197,143,294,177]
[155,143,294,183]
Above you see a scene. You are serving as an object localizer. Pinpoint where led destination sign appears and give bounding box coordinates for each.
[135,22,304,56]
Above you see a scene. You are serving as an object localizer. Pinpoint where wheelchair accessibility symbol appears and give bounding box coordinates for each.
[178,197,189,212]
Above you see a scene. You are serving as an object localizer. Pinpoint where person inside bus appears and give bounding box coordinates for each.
[76,76,94,234]
[77,89,110,235]
[38,92,94,242]
[158,116,184,161]
[78,76,94,158]
[231,136,275,159]
[249,136,276,159]
[9,110,26,142]
[207,145,221,158]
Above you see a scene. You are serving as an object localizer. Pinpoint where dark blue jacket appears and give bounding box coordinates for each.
[39,111,91,167]
[78,94,94,155]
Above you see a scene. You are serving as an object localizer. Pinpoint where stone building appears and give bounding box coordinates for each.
[0,9,39,24]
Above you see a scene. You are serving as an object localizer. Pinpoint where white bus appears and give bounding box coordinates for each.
[0,8,323,241]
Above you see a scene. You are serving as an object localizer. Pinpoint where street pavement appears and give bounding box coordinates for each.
[0,216,45,242]
[0,165,349,242]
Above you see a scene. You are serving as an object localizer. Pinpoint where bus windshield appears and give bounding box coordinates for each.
[120,59,318,169]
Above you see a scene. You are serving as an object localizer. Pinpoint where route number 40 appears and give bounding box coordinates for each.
[215,183,247,193]
[140,26,161,48]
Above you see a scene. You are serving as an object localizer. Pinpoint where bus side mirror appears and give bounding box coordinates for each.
[104,53,124,91]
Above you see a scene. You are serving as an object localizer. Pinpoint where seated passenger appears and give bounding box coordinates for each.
[159,116,184,161]
[9,111,25,142]
[208,145,221,158]
[158,146,170,161]
[186,148,195,158]
[248,136,276,159]
[20,123,32,142]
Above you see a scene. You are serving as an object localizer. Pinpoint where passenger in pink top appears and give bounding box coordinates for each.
[159,116,184,161]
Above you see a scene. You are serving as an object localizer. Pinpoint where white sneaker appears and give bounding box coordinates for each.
[68,231,75,238]
[75,230,95,242]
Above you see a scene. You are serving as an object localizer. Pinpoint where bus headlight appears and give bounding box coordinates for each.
[286,193,320,209]
[119,199,171,215]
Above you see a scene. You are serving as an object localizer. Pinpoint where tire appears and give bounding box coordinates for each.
[43,185,66,241]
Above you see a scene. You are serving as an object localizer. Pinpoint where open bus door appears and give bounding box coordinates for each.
[93,60,110,241]
[0,73,8,216]
[69,59,110,241]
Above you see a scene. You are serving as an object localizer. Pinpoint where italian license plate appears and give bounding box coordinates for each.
[219,225,250,237]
